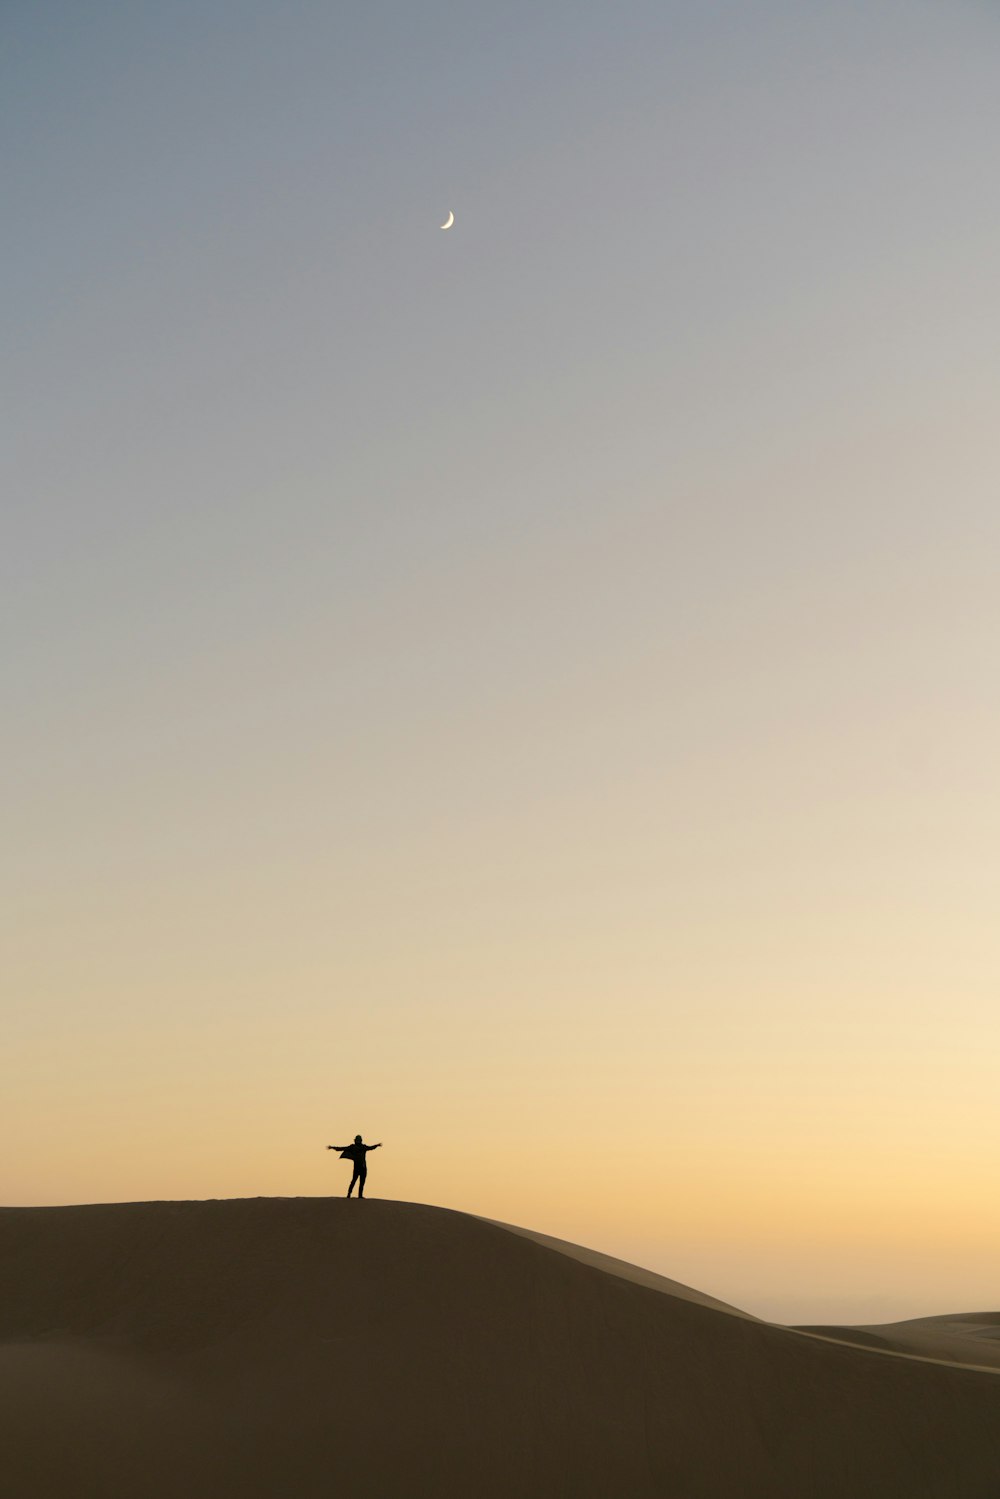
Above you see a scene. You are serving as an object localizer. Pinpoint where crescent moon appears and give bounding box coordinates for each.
[440,211,455,230]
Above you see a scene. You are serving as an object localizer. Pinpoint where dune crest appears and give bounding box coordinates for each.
[798,1310,1000,1373]
[3,1197,1000,1498]
[480,1215,761,1319]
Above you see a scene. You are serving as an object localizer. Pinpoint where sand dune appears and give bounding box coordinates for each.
[4,1198,1000,1498]
[799,1310,1000,1373]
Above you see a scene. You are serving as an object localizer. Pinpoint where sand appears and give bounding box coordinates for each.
[799,1310,1000,1372]
[3,1197,1000,1497]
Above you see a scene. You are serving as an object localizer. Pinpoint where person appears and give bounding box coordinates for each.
[327,1134,382,1198]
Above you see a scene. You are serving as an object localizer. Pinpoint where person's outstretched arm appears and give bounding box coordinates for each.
[368,1142,382,1150]
[327,1144,349,1151]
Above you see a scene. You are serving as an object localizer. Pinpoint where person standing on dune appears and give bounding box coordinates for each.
[327,1135,381,1198]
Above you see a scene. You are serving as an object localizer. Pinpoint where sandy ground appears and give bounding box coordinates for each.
[798,1310,1000,1372]
[3,1197,1000,1498]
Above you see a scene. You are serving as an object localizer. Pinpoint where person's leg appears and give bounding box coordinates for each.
[348,1165,360,1198]
[358,1165,367,1199]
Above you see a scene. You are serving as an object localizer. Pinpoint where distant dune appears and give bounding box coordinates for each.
[798,1311,1000,1372]
[4,1199,1000,1497]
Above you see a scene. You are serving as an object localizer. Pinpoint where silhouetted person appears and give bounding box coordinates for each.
[327,1134,381,1198]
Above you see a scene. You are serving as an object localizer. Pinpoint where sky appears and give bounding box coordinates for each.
[3,0,999,1324]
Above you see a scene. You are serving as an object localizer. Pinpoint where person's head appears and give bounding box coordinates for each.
[354,1134,362,1144]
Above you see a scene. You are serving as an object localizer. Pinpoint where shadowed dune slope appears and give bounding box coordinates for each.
[3,1198,1000,1499]
[798,1311,1000,1372]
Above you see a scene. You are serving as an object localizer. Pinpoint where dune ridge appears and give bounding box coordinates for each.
[798,1310,1000,1373]
[3,1197,1000,1497]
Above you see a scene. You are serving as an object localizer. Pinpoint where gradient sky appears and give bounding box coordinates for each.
[4,0,999,1324]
